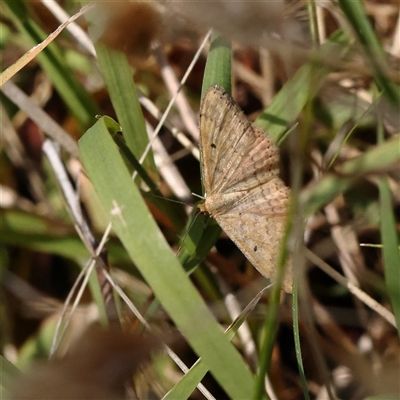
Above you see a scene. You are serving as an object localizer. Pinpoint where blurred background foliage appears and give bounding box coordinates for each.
[1,0,399,399]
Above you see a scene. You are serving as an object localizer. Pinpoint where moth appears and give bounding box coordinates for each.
[198,86,292,293]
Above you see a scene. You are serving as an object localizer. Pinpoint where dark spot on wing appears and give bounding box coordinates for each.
[254,245,257,252]
[211,143,216,149]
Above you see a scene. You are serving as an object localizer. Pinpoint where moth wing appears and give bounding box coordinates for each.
[200,86,280,196]
[215,208,292,293]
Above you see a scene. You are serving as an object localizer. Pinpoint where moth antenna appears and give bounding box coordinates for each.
[145,192,195,208]
[192,192,205,201]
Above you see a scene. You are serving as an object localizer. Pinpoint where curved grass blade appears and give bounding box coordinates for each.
[79,117,255,399]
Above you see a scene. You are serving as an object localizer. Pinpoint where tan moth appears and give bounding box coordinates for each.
[198,86,292,293]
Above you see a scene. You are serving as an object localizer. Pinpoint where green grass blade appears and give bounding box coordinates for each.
[201,34,232,97]
[254,29,361,143]
[301,136,400,216]
[379,178,400,335]
[178,32,232,277]
[3,0,99,126]
[292,279,310,400]
[0,209,132,266]
[164,286,263,399]
[95,44,157,176]
[102,116,186,232]
[177,213,221,273]
[338,0,400,107]
[79,118,254,399]
[0,355,21,394]
[163,359,209,400]
[255,62,328,143]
